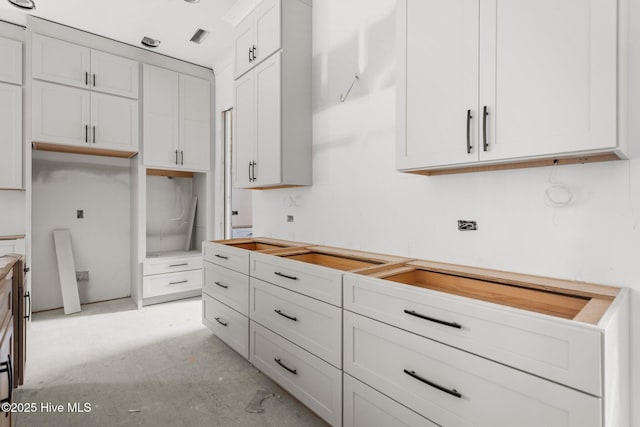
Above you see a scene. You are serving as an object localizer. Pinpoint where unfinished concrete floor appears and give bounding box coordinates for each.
[14,297,328,427]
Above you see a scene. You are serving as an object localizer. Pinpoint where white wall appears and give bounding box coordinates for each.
[250,0,640,424]
[32,151,131,311]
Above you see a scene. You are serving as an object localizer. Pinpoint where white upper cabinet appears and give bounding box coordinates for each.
[397,0,625,174]
[32,34,139,99]
[90,50,139,99]
[0,83,22,189]
[234,0,281,79]
[143,64,211,171]
[0,37,22,85]
[90,92,139,151]
[234,71,256,188]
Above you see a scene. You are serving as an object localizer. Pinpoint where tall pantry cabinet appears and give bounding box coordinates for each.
[397,0,628,174]
[0,36,23,190]
[233,0,312,189]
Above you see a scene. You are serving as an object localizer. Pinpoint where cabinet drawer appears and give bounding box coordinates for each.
[0,275,11,327]
[250,321,342,427]
[250,277,341,368]
[343,273,602,396]
[143,256,203,276]
[344,311,601,427]
[142,269,202,298]
[203,262,249,316]
[251,252,342,306]
[203,242,250,275]
[344,374,437,427]
[203,294,249,359]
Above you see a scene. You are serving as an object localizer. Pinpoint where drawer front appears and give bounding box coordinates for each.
[203,294,249,359]
[343,273,602,396]
[344,374,438,427]
[203,262,249,316]
[251,252,342,306]
[142,269,202,298]
[250,277,342,368]
[143,256,203,276]
[250,321,342,426]
[0,276,12,326]
[203,242,249,275]
[344,311,601,427]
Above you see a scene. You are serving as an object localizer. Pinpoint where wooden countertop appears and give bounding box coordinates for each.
[0,235,25,241]
[0,255,21,281]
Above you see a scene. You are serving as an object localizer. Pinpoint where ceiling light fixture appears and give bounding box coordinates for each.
[190,29,210,44]
[184,0,200,3]
[141,37,161,48]
[7,0,35,10]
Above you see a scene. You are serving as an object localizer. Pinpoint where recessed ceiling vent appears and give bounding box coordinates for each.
[141,37,161,48]
[190,29,210,44]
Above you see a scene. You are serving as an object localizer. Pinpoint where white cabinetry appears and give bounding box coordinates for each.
[142,254,202,301]
[32,34,138,98]
[0,36,22,190]
[143,64,210,172]
[233,0,311,189]
[234,0,281,79]
[32,80,138,152]
[397,0,626,174]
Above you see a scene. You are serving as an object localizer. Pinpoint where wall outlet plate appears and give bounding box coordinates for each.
[76,271,89,281]
[458,220,477,231]
[287,215,294,223]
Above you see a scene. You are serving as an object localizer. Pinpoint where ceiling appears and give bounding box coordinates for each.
[0,0,262,70]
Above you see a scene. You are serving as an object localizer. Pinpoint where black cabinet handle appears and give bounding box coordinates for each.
[274,309,298,322]
[482,106,489,152]
[214,254,229,260]
[215,317,228,327]
[252,161,257,181]
[214,281,228,289]
[85,125,88,143]
[24,291,30,320]
[248,162,253,182]
[274,271,298,281]
[466,109,472,154]
[93,73,96,87]
[404,369,461,398]
[85,71,88,86]
[404,309,461,329]
[169,263,189,268]
[252,45,257,61]
[175,149,179,165]
[274,358,297,375]
[93,126,96,144]
[181,150,184,166]
[0,354,12,409]
[169,280,188,285]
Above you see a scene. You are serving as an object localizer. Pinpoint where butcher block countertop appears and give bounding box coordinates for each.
[0,255,21,281]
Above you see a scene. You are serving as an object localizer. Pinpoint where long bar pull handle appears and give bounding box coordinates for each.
[249,162,253,182]
[274,271,298,281]
[274,309,298,322]
[252,45,257,61]
[274,358,297,375]
[215,317,228,327]
[85,125,88,143]
[404,309,461,329]
[215,281,228,289]
[169,263,189,268]
[252,161,257,181]
[404,369,462,398]
[93,126,96,144]
[169,280,188,285]
[175,149,179,165]
[466,109,472,154]
[214,254,229,260]
[24,291,30,320]
[482,106,489,152]
[93,73,96,87]
[85,71,88,86]
[181,150,184,166]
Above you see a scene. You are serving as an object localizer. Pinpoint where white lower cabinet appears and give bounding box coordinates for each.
[343,311,601,427]
[343,374,437,427]
[250,321,342,426]
[142,269,202,298]
[203,262,249,316]
[203,294,249,359]
[250,277,342,368]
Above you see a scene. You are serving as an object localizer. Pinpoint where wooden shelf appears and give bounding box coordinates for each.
[32,141,137,159]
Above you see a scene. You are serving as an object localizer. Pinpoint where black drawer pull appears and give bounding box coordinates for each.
[169,263,189,268]
[214,317,228,327]
[215,281,229,289]
[169,280,188,285]
[482,105,489,152]
[214,254,229,260]
[274,358,297,375]
[404,309,461,329]
[0,354,11,408]
[404,369,462,399]
[274,272,298,281]
[274,309,297,322]
[24,291,31,320]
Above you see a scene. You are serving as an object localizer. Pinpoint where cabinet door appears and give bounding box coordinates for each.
[90,92,139,151]
[254,53,281,186]
[397,0,479,170]
[479,0,617,161]
[234,17,255,79]
[253,0,281,66]
[0,37,22,85]
[179,74,210,171]
[32,81,90,147]
[0,323,12,427]
[0,84,22,189]
[32,34,90,89]
[233,71,256,188]
[143,65,179,168]
[90,50,139,99]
